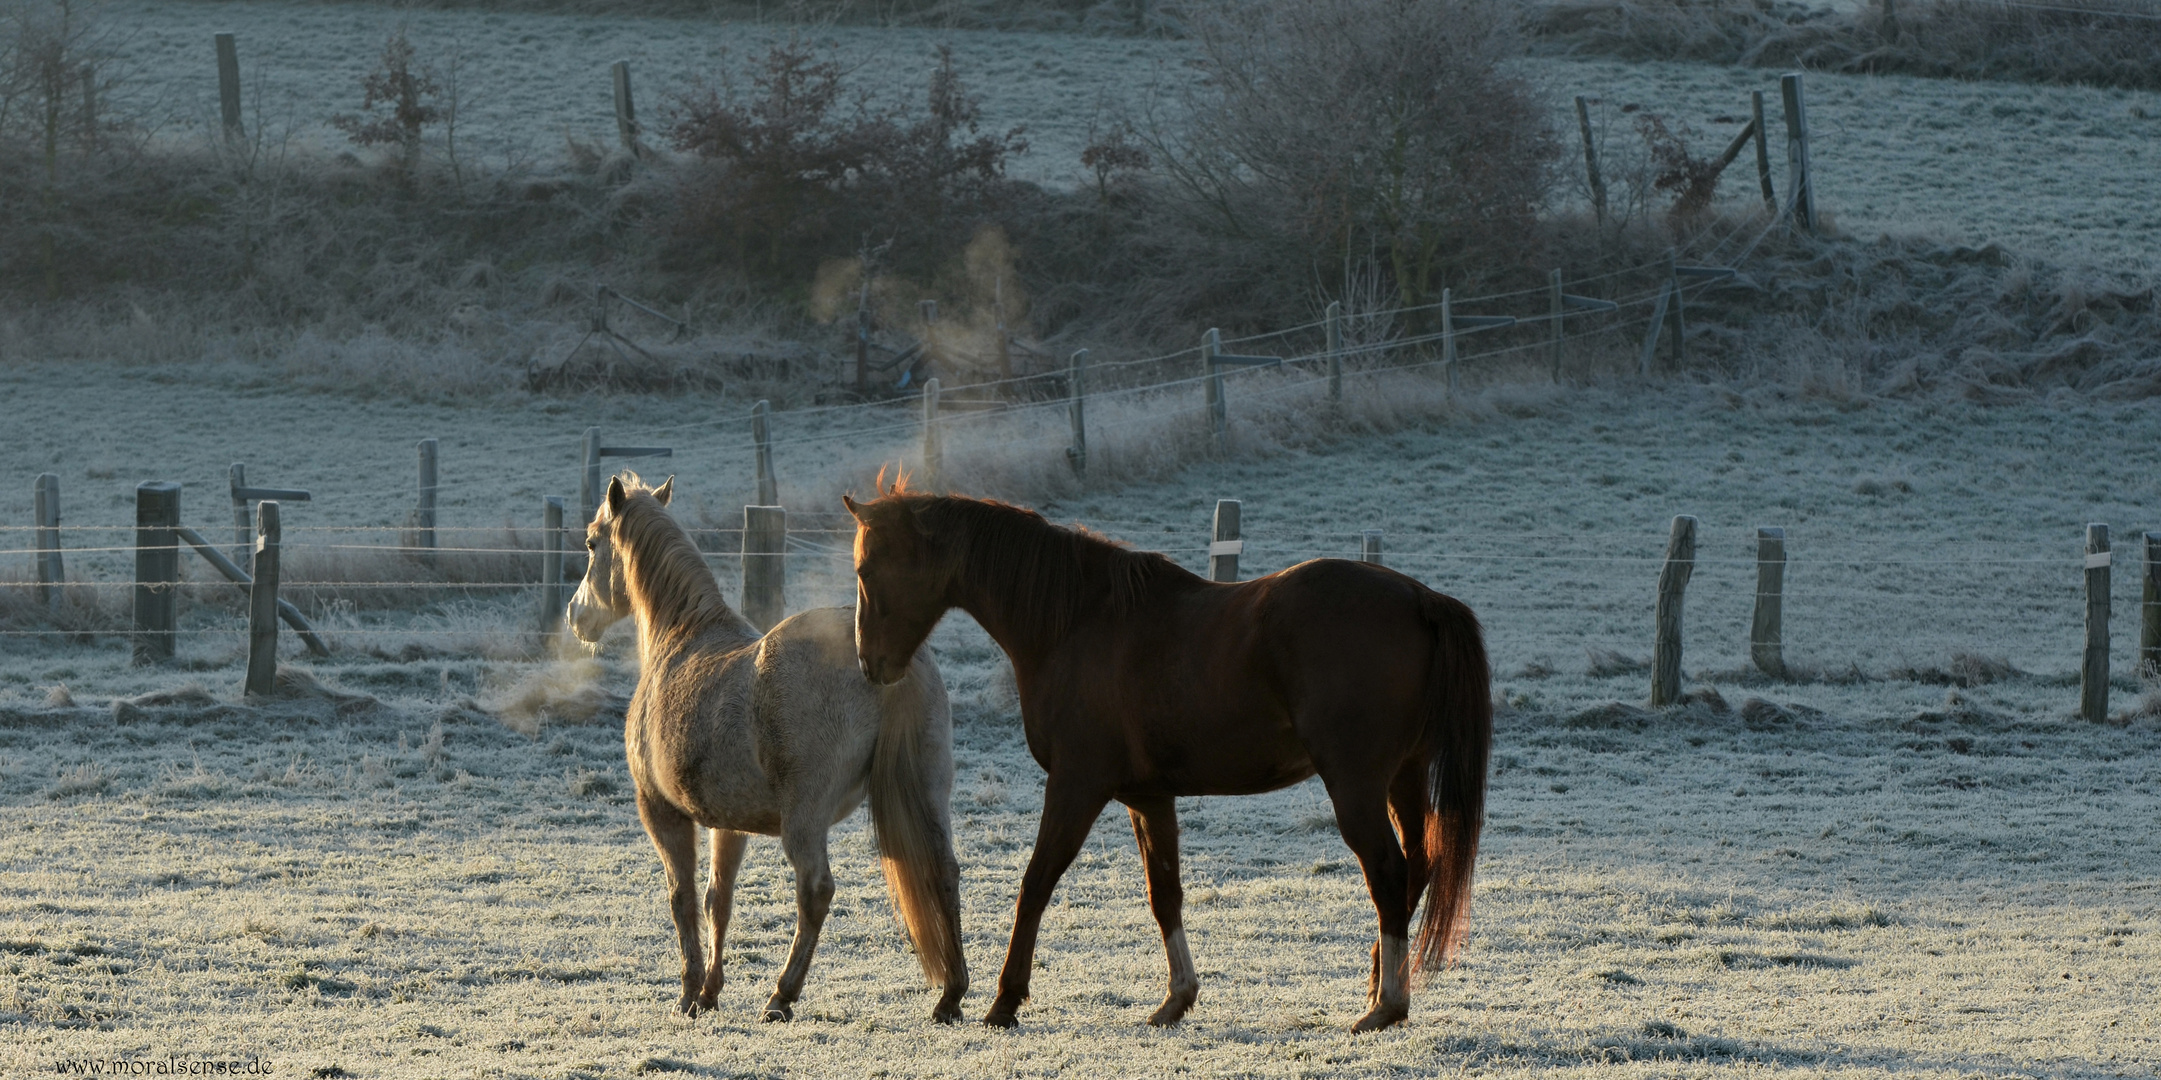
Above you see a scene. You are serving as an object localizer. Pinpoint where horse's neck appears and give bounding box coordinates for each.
[947,531,1086,674]
[954,581,1056,680]
[626,518,756,657]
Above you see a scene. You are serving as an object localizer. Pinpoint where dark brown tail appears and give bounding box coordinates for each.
[1414,591,1493,974]
[866,654,967,993]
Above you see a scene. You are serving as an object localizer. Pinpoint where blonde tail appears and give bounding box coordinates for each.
[866,654,967,994]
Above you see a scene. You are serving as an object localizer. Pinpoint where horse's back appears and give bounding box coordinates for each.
[1045,558,1463,792]
[750,606,948,820]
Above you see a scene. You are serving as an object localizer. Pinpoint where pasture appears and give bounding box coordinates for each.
[8,0,2161,1074]
[93,0,2161,268]
[3,361,2158,1077]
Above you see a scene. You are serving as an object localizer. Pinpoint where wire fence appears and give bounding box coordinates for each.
[12,215,2153,705]
[5,512,2153,700]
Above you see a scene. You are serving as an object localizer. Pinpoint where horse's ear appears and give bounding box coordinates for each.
[606,475,628,516]
[842,494,863,522]
[653,476,674,506]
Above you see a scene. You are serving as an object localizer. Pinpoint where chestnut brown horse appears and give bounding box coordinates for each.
[843,487,1491,1032]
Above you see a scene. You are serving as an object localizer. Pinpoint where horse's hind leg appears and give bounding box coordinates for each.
[1386,760,1431,999]
[699,828,749,1012]
[1322,773,1413,1033]
[638,793,708,1017]
[763,823,835,1022]
[1123,794,1198,1026]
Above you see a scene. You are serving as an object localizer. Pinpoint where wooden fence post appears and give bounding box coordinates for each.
[1203,328,1226,451]
[215,32,242,141]
[1666,253,1687,369]
[1066,349,1088,476]
[415,437,438,562]
[580,426,603,529]
[33,473,62,611]
[1780,72,1815,232]
[918,299,938,383]
[1326,300,1343,403]
[229,463,251,573]
[1638,280,1671,377]
[1442,288,1458,394]
[2083,523,2110,722]
[922,378,942,486]
[540,495,566,636]
[134,481,182,665]
[752,401,778,507]
[245,500,280,697]
[611,59,639,155]
[1751,526,1786,678]
[994,274,1013,381]
[1549,269,1565,383]
[1209,499,1242,583]
[1575,95,1607,226]
[1752,89,1775,211]
[1361,529,1382,566]
[1651,514,1697,706]
[2143,531,2160,677]
[855,278,871,397]
[743,505,786,633]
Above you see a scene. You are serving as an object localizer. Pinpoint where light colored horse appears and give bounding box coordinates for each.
[569,473,967,1023]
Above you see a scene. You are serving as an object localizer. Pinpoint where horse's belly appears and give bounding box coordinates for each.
[1121,712,1313,797]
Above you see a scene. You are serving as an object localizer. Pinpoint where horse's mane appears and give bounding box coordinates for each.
[616,491,747,642]
[907,494,1190,639]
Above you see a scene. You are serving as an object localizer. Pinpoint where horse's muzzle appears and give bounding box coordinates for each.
[858,652,905,686]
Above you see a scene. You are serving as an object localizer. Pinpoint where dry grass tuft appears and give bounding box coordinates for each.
[1889,651,2021,687]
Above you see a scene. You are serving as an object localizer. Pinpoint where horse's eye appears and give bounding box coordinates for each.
[585,538,596,550]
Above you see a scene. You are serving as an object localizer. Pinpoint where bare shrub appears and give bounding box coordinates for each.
[330,26,445,171]
[0,0,123,297]
[1633,112,1724,226]
[1161,0,1559,317]
[662,39,1025,283]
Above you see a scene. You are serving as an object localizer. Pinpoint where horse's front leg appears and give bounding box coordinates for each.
[638,792,707,1017]
[699,828,749,1012]
[1123,794,1199,1026]
[763,823,834,1022]
[984,777,1111,1028]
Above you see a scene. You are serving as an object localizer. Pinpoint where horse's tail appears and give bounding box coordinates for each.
[1414,590,1493,975]
[866,654,967,993]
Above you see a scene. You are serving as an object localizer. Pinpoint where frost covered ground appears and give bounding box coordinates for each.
[3,361,2159,1077]
[101,1,2161,269]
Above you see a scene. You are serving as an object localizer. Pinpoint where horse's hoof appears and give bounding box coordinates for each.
[931,994,964,1025]
[982,1009,1019,1029]
[762,1000,793,1023]
[696,994,719,1014]
[674,997,703,1018]
[1146,994,1195,1027]
[1350,1004,1408,1033]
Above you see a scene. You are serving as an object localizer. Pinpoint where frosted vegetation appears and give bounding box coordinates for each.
[4,1,2160,1075]
[89,0,2161,268]
[3,364,2158,1075]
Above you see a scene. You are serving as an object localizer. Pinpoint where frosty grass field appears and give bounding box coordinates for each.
[4,1,2160,1076]
[2,360,2158,1077]
[97,0,2161,270]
